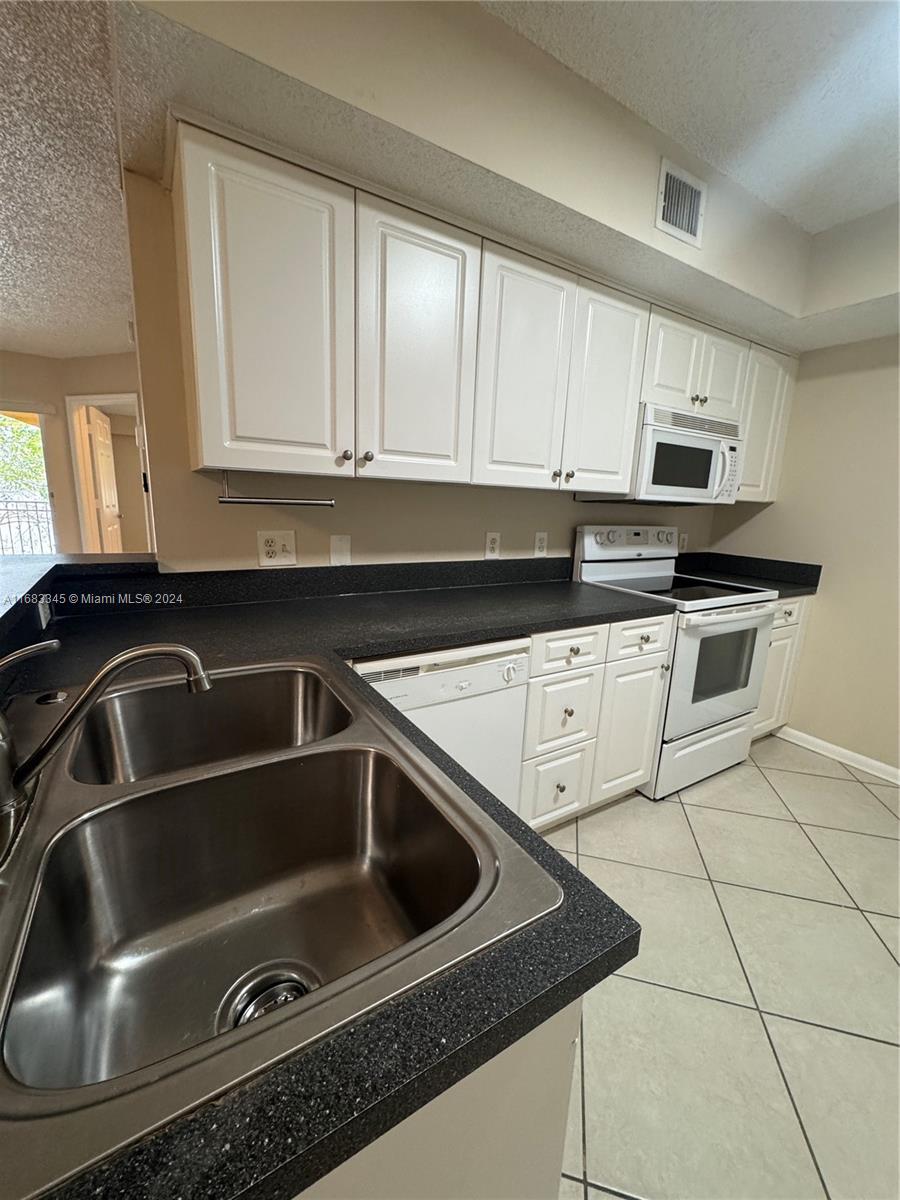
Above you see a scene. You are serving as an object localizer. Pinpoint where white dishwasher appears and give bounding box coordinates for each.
[355,640,530,814]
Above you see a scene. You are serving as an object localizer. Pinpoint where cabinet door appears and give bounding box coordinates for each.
[560,281,649,493]
[738,346,795,502]
[592,652,668,805]
[640,308,703,412]
[523,667,604,758]
[472,244,576,489]
[356,196,481,483]
[522,741,595,830]
[697,327,750,422]
[752,626,798,737]
[175,125,355,475]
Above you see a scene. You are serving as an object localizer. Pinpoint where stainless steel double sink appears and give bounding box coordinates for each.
[0,658,561,1198]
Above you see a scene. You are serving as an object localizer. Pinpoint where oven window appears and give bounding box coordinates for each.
[692,629,755,703]
[652,442,714,489]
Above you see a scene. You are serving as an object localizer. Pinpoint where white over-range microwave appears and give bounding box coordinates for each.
[579,405,744,505]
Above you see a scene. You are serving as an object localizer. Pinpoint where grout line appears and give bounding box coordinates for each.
[679,796,794,822]
[678,795,833,1200]
[855,777,900,822]
[576,848,706,882]
[760,1008,900,1050]
[748,757,855,782]
[575,820,588,1200]
[679,794,899,840]
[614,972,756,1013]
[585,1180,647,1200]
[798,821,899,843]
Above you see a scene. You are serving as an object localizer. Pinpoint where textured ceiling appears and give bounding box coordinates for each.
[0,1,134,358]
[113,4,896,355]
[483,1,900,234]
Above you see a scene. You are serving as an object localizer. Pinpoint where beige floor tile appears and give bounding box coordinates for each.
[563,1041,582,1177]
[751,737,852,779]
[686,805,849,903]
[579,856,752,1004]
[717,885,900,1041]
[582,977,824,1199]
[545,820,578,854]
[559,1174,583,1200]
[866,913,900,962]
[559,850,577,867]
[577,794,705,878]
[869,784,900,817]
[765,1015,900,1200]
[804,826,900,917]
[846,764,899,789]
[680,761,792,819]
[762,770,899,837]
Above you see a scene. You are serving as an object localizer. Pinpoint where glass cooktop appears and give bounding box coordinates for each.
[633,575,763,603]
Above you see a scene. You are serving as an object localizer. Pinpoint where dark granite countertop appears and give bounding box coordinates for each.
[1,565,662,1200]
[676,551,821,599]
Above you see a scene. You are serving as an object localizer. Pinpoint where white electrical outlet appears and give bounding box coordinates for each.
[534,531,548,557]
[330,535,351,566]
[257,530,297,568]
[485,531,501,559]
[679,533,688,552]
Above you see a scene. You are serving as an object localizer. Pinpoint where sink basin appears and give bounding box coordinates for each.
[5,748,480,1089]
[69,667,352,784]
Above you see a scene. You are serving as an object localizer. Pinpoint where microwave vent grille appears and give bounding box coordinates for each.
[655,408,740,439]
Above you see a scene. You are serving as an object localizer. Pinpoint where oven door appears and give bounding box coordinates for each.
[634,425,725,503]
[665,604,777,741]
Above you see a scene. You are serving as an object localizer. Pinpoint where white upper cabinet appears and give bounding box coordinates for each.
[560,281,649,494]
[175,126,356,475]
[738,345,796,502]
[356,196,481,483]
[642,307,749,423]
[472,244,577,490]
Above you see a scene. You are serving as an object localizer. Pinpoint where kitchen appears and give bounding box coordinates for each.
[0,3,897,1200]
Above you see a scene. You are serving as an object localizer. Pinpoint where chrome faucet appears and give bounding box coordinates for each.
[0,641,212,861]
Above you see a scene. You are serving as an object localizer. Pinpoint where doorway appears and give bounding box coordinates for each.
[0,411,56,554]
[65,394,151,554]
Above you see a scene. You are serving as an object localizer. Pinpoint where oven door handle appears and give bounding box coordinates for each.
[681,603,778,629]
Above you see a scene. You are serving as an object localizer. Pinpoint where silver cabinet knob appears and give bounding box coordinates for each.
[551,469,562,480]
[555,782,567,793]
[563,706,575,718]
[784,608,793,618]
[569,645,581,656]
[640,633,651,645]
[700,395,709,406]
[341,449,353,461]
[564,470,575,482]
[690,393,701,405]
[362,451,374,462]
[661,662,671,672]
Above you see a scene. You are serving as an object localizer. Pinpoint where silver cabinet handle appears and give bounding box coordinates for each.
[690,393,701,404]
[640,633,651,645]
[341,449,353,461]
[362,451,374,462]
[564,470,575,482]
[555,782,567,793]
[563,706,575,718]
[551,469,562,481]
[569,645,581,656]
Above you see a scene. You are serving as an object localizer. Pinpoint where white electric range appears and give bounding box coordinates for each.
[575,525,779,798]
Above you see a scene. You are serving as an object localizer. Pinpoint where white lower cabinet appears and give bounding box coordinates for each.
[523,667,604,758]
[522,742,595,829]
[753,625,799,737]
[591,652,668,805]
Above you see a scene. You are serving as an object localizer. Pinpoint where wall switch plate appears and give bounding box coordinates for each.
[330,535,351,566]
[534,531,548,557]
[679,533,688,551]
[257,530,297,568]
[485,531,501,559]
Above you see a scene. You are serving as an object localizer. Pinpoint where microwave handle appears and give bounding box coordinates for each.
[713,445,729,498]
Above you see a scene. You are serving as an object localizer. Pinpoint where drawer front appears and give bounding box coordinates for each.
[530,625,609,676]
[523,741,595,828]
[772,597,804,628]
[608,613,673,660]
[523,667,603,758]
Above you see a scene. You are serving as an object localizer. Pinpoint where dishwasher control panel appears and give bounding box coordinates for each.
[357,642,529,712]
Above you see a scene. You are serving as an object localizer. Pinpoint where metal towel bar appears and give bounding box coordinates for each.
[217,472,335,508]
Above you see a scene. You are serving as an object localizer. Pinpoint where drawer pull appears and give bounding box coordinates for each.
[563,707,575,718]
[639,633,651,645]
[568,645,581,656]
[555,783,567,793]
[784,608,793,618]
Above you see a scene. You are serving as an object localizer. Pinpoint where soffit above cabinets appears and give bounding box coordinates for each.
[114,4,897,356]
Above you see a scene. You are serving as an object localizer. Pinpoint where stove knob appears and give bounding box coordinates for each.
[666,531,675,544]
[594,531,605,545]
[608,530,620,544]
[656,530,666,543]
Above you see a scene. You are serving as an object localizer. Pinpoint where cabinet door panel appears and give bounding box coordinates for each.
[523,667,603,758]
[175,126,355,475]
[592,652,667,805]
[561,282,649,493]
[472,244,576,489]
[641,308,703,411]
[357,196,481,482]
[523,742,595,830]
[738,346,794,502]
[698,329,749,422]
[753,626,798,737]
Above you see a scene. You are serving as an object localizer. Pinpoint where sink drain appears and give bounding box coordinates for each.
[234,979,309,1026]
[217,961,320,1033]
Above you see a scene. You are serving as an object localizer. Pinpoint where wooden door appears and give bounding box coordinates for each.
[87,407,122,552]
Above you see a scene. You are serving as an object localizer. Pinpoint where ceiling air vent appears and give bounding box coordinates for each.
[656,159,706,247]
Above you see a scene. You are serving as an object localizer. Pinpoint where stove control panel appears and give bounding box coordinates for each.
[583,525,678,554]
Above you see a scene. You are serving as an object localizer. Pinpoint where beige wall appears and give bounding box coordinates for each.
[146,0,811,317]
[711,336,900,767]
[110,416,150,553]
[0,349,140,554]
[125,170,715,571]
[806,205,900,315]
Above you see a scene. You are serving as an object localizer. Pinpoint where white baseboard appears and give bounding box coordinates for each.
[776,727,900,785]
